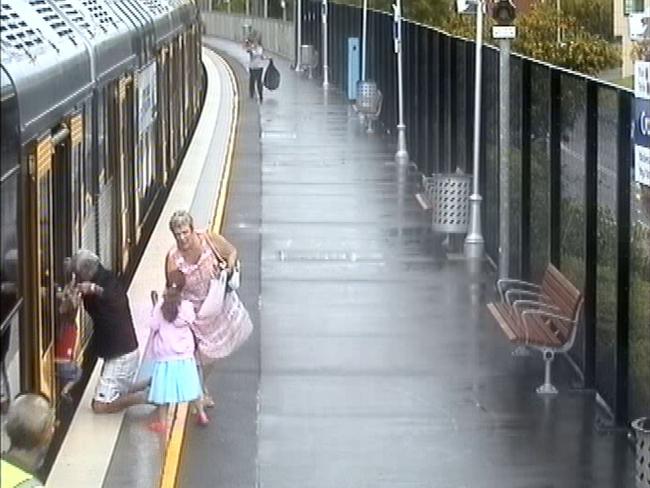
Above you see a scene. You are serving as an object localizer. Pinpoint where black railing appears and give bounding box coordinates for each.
[299,0,650,425]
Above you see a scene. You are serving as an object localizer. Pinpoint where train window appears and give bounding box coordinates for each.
[97,89,106,187]
[0,170,20,325]
[38,173,53,349]
[84,105,93,217]
[1,97,21,326]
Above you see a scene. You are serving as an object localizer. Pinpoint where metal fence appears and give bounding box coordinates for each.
[299,1,650,424]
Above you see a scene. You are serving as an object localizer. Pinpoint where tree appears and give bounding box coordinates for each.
[513,2,619,75]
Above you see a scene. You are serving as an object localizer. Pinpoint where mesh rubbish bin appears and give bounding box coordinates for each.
[429,173,472,234]
[242,23,252,42]
[633,418,650,488]
[356,80,379,114]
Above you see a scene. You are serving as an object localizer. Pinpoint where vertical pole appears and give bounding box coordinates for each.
[549,70,561,266]
[498,38,511,278]
[520,60,532,280]
[615,91,631,425]
[361,0,368,81]
[394,0,409,165]
[322,0,330,88]
[464,0,485,259]
[295,0,302,71]
[584,81,598,389]
[264,0,268,18]
[246,0,250,16]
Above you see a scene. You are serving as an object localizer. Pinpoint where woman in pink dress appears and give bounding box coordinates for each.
[165,210,240,408]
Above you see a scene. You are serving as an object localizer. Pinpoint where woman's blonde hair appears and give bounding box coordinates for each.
[169,210,194,232]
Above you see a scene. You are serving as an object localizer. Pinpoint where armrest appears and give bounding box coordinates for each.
[512,299,560,318]
[505,289,550,306]
[521,309,575,325]
[496,278,541,301]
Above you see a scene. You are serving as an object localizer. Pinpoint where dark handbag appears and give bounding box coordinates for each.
[263,59,280,90]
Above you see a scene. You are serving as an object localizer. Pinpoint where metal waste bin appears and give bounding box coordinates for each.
[632,418,650,487]
[429,173,472,233]
[300,44,317,77]
[242,23,252,42]
[356,80,379,114]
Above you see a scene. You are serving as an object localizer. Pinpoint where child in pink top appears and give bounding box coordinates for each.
[148,270,208,432]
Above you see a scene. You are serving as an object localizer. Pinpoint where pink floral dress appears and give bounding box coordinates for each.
[169,231,250,361]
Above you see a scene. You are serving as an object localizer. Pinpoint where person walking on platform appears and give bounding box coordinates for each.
[166,210,240,408]
[147,270,207,431]
[1,394,56,487]
[66,250,147,414]
[245,33,267,102]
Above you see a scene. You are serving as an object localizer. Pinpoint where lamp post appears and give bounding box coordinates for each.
[295,0,302,71]
[322,0,330,89]
[393,0,408,165]
[464,0,485,259]
[361,0,368,81]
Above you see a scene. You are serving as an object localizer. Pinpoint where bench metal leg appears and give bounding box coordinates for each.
[366,118,375,134]
[512,345,531,357]
[536,350,558,395]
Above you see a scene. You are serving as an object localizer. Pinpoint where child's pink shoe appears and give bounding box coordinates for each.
[196,412,210,427]
[148,421,167,433]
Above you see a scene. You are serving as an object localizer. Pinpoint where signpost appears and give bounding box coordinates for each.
[393,0,408,165]
[492,0,516,278]
[322,0,330,89]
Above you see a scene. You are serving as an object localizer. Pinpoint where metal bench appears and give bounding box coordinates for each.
[487,264,584,395]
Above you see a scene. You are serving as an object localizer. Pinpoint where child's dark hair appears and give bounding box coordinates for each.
[161,270,186,323]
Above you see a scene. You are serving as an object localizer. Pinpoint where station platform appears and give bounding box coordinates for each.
[174,38,635,487]
[48,37,635,487]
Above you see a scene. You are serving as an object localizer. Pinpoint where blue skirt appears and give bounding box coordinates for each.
[148,358,202,405]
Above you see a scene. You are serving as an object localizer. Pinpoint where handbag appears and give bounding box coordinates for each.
[198,270,228,318]
[263,59,280,90]
[205,233,240,292]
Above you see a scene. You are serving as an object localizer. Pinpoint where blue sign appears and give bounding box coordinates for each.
[634,97,650,147]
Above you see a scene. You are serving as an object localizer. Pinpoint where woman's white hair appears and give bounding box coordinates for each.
[71,249,100,281]
[169,210,194,232]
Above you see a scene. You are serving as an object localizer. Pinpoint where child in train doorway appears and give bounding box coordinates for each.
[147,270,207,432]
[55,261,83,403]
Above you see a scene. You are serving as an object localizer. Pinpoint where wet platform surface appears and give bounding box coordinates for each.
[180,37,635,488]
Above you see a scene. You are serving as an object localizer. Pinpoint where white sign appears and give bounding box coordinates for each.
[635,145,650,186]
[492,25,516,39]
[456,0,477,14]
[629,10,650,42]
[137,61,157,136]
[635,61,650,100]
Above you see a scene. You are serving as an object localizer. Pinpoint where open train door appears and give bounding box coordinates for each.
[116,75,136,273]
[25,135,57,402]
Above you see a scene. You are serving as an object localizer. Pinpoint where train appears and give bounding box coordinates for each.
[0,0,205,410]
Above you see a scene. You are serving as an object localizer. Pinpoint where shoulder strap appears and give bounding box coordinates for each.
[202,232,226,266]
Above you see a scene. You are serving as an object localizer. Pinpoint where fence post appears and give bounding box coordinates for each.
[584,80,598,389]
[615,91,632,424]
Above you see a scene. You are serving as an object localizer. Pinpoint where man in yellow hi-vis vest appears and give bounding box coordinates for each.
[0,394,56,488]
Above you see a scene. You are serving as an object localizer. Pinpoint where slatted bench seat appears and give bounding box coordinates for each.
[487,264,584,394]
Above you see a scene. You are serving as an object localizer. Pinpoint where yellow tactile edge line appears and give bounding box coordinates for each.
[159,52,240,488]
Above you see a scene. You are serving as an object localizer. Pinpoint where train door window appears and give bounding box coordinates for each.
[34,137,56,401]
[97,88,107,188]
[83,105,93,219]
[70,115,84,251]
[38,170,54,350]
[1,117,20,325]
